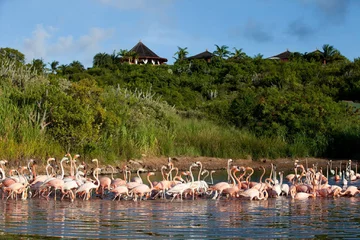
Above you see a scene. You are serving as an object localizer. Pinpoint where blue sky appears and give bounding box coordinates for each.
[0,0,359,67]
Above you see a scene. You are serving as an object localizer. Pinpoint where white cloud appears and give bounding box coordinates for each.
[22,25,114,66]
[23,24,51,60]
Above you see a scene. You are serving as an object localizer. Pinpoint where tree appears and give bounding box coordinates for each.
[93,52,112,68]
[0,47,25,64]
[253,53,263,60]
[213,44,230,59]
[174,46,189,62]
[230,47,247,60]
[118,49,129,63]
[289,52,304,61]
[31,58,46,74]
[50,60,59,73]
[127,50,138,64]
[322,44,340,65]
[68,60,85,72]
[110,50,119,64]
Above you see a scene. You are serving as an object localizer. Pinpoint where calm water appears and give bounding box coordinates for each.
[0,171,359,239]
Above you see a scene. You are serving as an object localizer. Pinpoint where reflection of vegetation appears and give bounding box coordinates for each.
[0,44,359,162]
[0,232,61,239]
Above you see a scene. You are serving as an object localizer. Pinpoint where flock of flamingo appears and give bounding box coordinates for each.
[0,155,359,202]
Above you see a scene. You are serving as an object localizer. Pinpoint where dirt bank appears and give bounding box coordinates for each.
[125,156,331,172]
[23,156,338,175]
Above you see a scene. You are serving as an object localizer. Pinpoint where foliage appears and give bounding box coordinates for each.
[0,44,360,163]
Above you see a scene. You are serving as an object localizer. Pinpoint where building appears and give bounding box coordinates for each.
[124,41,168,65]
[186,50,214,62]
[267,49,292,61]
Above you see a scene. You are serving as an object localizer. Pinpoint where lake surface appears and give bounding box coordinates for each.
[0,171,359,239]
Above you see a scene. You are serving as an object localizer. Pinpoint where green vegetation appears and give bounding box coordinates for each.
[0,44,359,164]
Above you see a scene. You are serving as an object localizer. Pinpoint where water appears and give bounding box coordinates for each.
[0,171,359,239]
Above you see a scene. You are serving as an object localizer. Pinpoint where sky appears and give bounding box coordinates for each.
[0,0,359,67]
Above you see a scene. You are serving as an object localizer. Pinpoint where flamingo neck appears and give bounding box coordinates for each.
[60,159,66,179]
[161,167,166,181]
[94,170,100,188]
[202,170,209,182]
[230,168,236,185]
[110,166,114,180]
[210,172,214,185]
[69,155,74,177]
[259,168,265,183]
[189,165,195,183]
[197,163,202,182]
[279,172,283,185]
[147,174,153,189]
[269,164,274,179]
[0,167,5,180]
[123,167,127,182]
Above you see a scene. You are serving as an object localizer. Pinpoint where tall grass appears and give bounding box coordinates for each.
[1,56,350,164]
[0,57,63,163]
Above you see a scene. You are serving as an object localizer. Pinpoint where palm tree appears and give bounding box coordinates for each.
[118,49,129,63]
[125,50,138,64]
[174,46,189,61]
[68,60,85,72]
[110,50,119,64]
[50,60,59,73]
[230,47,247,60]
[93,53,112,68]
[289,52,304,61]
[31,58,46,74]
[322,44,340,65]
[58,64,68,75]
[213,44,230,59]
[253,53,263,60]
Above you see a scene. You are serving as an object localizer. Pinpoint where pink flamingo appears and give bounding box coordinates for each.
[129,172,155,201]
[111,185,129,200]
[75,167,101,201]
[340,186,360,197]
[110,165,127,188]
[290,185,316,200]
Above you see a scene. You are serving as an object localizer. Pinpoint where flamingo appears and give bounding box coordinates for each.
[334,167,340,181]
[153,166,172,199]
[126,168,146,190]
[65,153,80,178]
[75,167,101,201]
[194,161,209,194]
[4,182,29,200]
[61,168,85,201]
[207,167,236,200]
[239,187,267,200]
[329,160,335,175]
[111,185,129,201]
[166,163,198,201]
[290,185,316,200]
[110,165,128,188]
[129,172,155,201]
[279,171,289,196]
[98,166,112,196]
[340,186,360,197]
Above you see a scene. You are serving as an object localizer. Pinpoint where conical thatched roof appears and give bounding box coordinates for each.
[187,50,214,60]
[268,50,292,60]
[130,41,167,62]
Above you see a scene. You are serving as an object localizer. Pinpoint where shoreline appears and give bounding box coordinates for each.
[25,156,349,175]
[125,156,332,173]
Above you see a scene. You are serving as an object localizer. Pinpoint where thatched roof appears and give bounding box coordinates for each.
[130,41,167,62]
[187,50,214,60]
[268,50,292,60]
